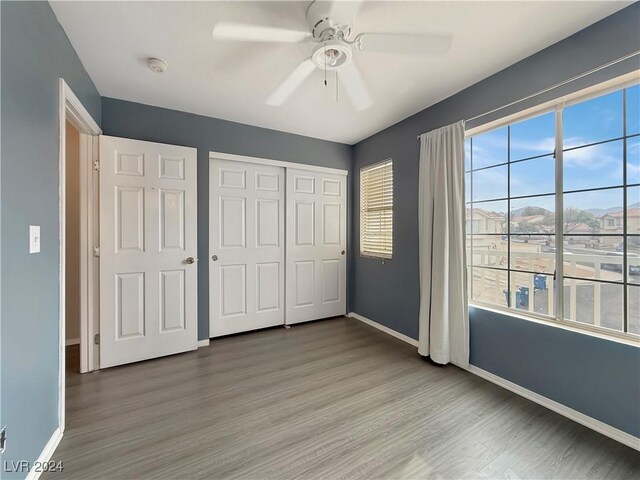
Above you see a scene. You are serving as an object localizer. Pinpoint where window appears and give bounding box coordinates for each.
[466,77,639,339]
[361,159,393,259]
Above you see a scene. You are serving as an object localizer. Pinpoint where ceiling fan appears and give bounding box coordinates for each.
[212,0,452,111]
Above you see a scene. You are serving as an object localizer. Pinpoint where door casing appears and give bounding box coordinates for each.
[58,79,102,436]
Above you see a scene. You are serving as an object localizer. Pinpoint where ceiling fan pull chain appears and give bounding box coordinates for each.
[323,42,327,86]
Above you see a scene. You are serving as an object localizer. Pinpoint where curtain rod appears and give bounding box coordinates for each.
[417,50,640,140]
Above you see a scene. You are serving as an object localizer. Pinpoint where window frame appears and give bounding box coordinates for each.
[465,71,640,344]
[360,158,394,260]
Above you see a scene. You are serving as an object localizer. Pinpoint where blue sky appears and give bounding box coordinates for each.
[466,84,640,214]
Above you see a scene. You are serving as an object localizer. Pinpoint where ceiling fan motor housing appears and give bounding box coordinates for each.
[307,1,352,41]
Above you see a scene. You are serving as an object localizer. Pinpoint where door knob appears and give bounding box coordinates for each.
[186,257,195,264]
[341,250,345,255]
[212,255,219,261]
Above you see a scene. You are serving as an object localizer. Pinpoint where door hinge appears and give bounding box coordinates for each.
[93,160,100,171]
[94,333,100,345]
[93,246,100,258]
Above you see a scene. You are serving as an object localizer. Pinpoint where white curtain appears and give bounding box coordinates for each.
[418,121,469,367]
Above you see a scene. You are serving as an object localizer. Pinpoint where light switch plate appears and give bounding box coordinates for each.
[29,225,40,253]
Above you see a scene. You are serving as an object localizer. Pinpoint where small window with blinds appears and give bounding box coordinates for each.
[360,159,393,259]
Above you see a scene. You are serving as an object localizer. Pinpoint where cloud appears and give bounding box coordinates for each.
[475,133,625,171]
[509,136,555,154]
[562,141,620,170]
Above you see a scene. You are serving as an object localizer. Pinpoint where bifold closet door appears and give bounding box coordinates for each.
[286,169,347,324]
[209,159,285,336]
[99,136,198,368]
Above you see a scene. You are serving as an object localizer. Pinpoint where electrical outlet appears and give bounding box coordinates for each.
[1,426,6,453]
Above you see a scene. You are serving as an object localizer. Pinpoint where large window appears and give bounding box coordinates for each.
[361,159,393,259]
[466,78,639,339]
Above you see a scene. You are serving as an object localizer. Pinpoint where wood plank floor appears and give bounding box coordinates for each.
[49,317,640,479]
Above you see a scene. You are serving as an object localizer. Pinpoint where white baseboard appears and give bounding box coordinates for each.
[198,339,210,348]
[464,365,639,451]
[348,312,419,347]
[347,311,639,451]
[65,338,80,346]
[25,427,63,480]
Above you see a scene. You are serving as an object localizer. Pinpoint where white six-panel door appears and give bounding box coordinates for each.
[286,168,347,324]
[209,159,285,336]
[99,136,198,368]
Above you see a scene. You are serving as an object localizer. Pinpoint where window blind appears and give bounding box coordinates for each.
[360,159,393,259]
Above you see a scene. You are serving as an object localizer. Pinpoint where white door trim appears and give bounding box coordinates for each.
[80,134,101,372]
[209,151,349,177]
[58,78,101,436]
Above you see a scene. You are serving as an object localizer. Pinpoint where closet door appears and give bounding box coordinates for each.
[286,169,347,324]
[209,159,285,336]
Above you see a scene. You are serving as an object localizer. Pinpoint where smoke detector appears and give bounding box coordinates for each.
[147,57,168,73]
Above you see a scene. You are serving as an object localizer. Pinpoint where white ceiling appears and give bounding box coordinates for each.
[51,1,630,145]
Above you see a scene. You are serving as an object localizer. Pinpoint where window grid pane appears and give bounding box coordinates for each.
[467,81,640,337]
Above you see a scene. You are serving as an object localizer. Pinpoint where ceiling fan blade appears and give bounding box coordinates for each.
[212,22,311,43]
[340,62,372,111]
[356,33,452,55]
[266,59,316,106]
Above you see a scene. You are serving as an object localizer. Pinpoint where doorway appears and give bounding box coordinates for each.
[58,79,102,433]
[65,121,82,373]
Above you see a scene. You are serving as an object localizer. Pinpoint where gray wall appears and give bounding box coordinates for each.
[0,2,101,477]
[352,2,640,437]
[101,98,353,340]
[469,306,640,437]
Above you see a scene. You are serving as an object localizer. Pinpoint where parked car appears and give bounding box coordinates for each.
[601,252,640,275]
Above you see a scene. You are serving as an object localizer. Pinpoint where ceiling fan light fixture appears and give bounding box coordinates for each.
[324,48,340,66]
[311,40,352,70]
